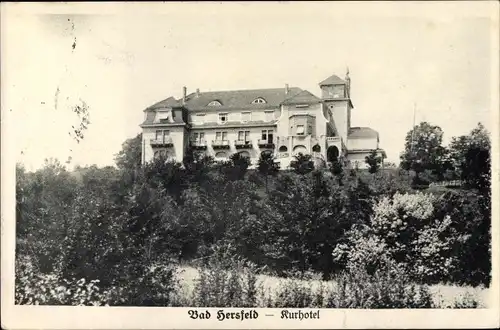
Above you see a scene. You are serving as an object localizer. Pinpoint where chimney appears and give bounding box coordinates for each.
[182,86,187,103]
[285,83,289,95]
[196,88,200,97]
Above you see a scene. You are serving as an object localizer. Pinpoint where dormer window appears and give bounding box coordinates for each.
[218,113,228,124]
[154,109,173,123]
[208,100,222,106]
[252,97,267,104]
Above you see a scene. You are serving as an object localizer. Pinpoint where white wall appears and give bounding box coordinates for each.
[347,137,378,150]
[189,109,279,124]
[142,126,186,163]
[347,150,385,169]
[327,100,349,142]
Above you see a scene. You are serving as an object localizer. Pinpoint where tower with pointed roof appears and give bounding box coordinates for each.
[319,71,353,153]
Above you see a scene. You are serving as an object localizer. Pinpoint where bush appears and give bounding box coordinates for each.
[433,190,491,286]
[15,255,113,306]
[334,192,467,284]
[290,153,315,175]
[191,247,261,307]
[326,260,434,308]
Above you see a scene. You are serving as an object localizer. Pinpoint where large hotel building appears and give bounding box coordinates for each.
[140,71,386,169]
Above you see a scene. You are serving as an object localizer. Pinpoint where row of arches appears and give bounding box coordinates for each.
[278,144,323,153]
[276,144,339,162]
[212,150,274,159]
[158,145,341,162]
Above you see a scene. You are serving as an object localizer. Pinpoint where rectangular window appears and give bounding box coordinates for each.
[308,126,312,135]
[267,130,274,143]
[216,131,228,141]
[238,131,250,141]
[265,111,274,121]
[241,112,251,122]
[296,125,305,135]
[218,113,228,124]
[156,130,169,140]
[193,132,205,142]
[262,130,273,143]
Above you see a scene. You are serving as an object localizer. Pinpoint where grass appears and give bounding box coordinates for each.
[174,266,489,308]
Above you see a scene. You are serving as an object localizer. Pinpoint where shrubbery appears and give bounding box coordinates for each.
[334,192,470,284]
[15,126,491,306]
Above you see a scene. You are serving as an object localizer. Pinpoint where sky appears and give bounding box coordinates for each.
[2,2,498,171]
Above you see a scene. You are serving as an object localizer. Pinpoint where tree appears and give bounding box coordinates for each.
[182,148,215,186]
[290,153,315,175]
[257,151,280,193]
[448,122,491,192]
[329,159,345,185]
[219,153,251,181]
[365,150,382,174]
[399,122,447,182]
[265,171,354,279]
[115,133,142,172]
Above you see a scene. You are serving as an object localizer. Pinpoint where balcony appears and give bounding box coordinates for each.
[150,137,173,147]
[212,139,230,149]
[234,140,252,149]
[190,139,207,150]
[258,139,275,149]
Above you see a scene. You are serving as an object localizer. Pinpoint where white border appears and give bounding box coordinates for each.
[1,2,499,329]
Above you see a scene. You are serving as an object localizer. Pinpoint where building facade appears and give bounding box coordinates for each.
[140,71,386,169]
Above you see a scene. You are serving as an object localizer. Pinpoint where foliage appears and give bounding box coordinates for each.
[290,153,315,175]
[15,255,113,306]
[115,133,142,171]
[400,122,448,180]
[329,159,345,185]
[326,260,434,308]
[15,122,492,307]
[16,159,80,273]
[182,148,216,186]
[69,100,91,144]
[433,190,491,286]
[334,192,468,284]
[257,151,280,193]
[448,123,490,176]
[365,150,382,174]
[191,247,261,307]
[264,171,356,278]
[219,152,251,181]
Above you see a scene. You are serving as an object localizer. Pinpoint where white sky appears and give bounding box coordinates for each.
[2,2,498,171]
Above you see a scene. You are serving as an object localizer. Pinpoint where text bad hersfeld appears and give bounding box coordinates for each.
[188,309,258,321]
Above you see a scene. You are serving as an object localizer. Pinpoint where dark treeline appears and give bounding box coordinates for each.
[15,122,491,306]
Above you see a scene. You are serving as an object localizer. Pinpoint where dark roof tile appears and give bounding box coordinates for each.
[319,74,346,86]
[348,127,379,139]
[282,90,321,105]
[146,96,182,110]
[184,87,302,110]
